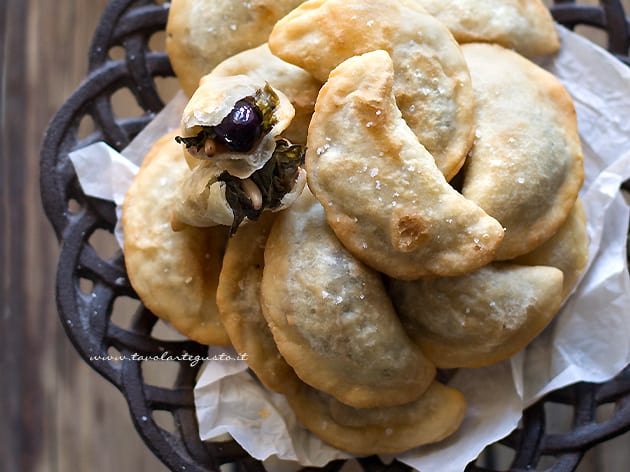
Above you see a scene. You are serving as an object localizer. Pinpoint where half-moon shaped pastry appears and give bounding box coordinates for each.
[269,0,474,179]
[461,43,584,260]
[166,0,305,96]
[216,212,300,394]
[306,50,504,279]
[172,75,307,234]
[122,130,230,345]
[208,44,321,144]
[260,190,436,408]
[515,199,589,299]
[415,0,560,57]
[286,381,466,455]
[388,263,564,368]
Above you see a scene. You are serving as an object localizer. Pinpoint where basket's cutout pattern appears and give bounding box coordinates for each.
[39,1,630,471]
[550,0,630,65]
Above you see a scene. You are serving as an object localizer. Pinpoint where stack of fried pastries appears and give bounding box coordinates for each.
[122,0,589,456]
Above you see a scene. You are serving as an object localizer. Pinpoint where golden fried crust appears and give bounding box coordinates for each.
[389,263,564,368]
[216,212,300,394]
[122,130,230,345]
[461,43,584,260]
[416,0,560,57]
[269,0,474,179]
[286,381,466,455]
[306,50,504,279]
[208,44,320,144]
[260,191,436,408]
[166,0,305,96]
[515,199,589,299]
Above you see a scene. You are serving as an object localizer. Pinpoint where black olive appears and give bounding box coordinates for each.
[214,99,263,152]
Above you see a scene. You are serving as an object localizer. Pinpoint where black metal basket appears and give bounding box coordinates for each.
[39,1,630,471]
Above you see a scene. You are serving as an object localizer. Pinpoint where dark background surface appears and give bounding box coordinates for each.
[0,0,166,470]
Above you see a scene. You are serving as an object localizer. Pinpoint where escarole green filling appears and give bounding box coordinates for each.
[253,84,280,134]
[174,126,216,151]
[219,138,306,235]
[174,84,280,153]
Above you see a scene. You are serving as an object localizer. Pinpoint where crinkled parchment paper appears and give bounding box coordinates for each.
[69,26,630,471]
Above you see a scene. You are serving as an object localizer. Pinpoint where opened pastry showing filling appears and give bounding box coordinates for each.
[175,85,279,156]
[172,77,306,235]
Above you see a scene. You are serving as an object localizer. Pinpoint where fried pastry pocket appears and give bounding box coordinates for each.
[166,0,305,96]
[269,0,474,179]
[260,190,436,408]
[461,43,584,260]
[415,0,559,57]
[388,263,564,368]
[306,50,504,279]
[286,381,466,455]
[122,130,230,345]
[172,75,307,234]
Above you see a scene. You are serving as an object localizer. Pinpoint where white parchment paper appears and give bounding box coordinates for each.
[69,91,187,247]
[69,26,630,471]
